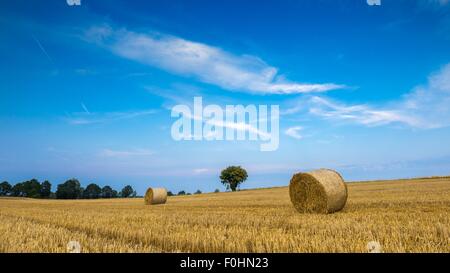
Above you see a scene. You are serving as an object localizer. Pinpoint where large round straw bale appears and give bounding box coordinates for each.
[289,169,347,214]
[144,187,167,205]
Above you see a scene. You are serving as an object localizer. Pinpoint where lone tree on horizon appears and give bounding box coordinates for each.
[220,166,248,191]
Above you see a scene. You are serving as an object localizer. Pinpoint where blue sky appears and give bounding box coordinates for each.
[1,0,450,194]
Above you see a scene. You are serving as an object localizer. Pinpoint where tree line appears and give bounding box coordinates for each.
[0,165,249,199]
[166,189,220,196]
[0,179,137,199]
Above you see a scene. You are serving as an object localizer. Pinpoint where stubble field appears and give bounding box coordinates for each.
[0,177,449,253]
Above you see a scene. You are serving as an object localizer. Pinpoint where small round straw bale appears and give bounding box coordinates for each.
[289,169,347,214]
[144,187,167,205]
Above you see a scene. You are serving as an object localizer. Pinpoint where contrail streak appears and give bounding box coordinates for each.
[81,102,91,114]
[32,34,54,65]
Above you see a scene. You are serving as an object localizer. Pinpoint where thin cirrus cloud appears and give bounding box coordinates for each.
[193,168,210,174]
[308,96,422,127]
[285,126,303,140]
[83,24,345,95]
[420,0,449,7]
[178,110,272,139]
[288,63,450,129]
[64,106,156,125]
[99,148,154,158]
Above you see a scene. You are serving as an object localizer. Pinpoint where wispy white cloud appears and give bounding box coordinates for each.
[209,118,271,139]
[193,168,209,174]
[299,63,450,129]
[309,96,421,127]
[285,126,303,139]
[421,0,449,7]
[181,111,271,139]
[145,84,204,108]
[120,72,152,79]
[75,68,97,76]
[435,0,449,5]
[65,109,156,125]
[84,24,345,95]
[99,148,154,158]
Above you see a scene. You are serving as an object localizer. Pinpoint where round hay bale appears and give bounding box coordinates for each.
[289,169,347,214]
[144,187,167,205]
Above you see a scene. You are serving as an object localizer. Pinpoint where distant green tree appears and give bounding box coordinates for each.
[15,179,42,198]
[120,185,134,198]
[167,191,174,196]
[194,190,202,194]
[214,189,220,193]
[12,182,25,197]
[40,180,52,198]
[101,186,114,198]
[56,179,83,199]
[0,181,12,196]
[177,190,186,196]
[220,166,248,191]
[111,190,118,198]
[83,183,102,199]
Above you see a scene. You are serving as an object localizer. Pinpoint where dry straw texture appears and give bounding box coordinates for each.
[144,188,167,205]
[289,169,348,214]
[0,177,449,253]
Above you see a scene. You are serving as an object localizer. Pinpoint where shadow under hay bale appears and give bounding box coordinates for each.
[289,169,347,214]
[144,187,167,205]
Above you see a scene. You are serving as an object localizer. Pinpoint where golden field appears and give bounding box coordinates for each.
[0,177,449,253]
